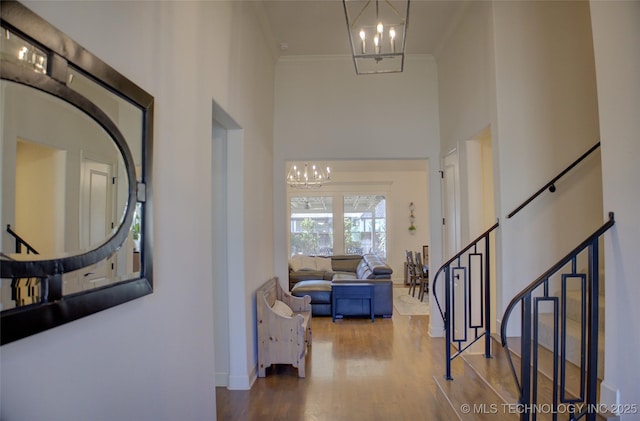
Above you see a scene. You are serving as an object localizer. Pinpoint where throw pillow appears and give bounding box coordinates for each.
[301,255,316,270]
[272,299,294,318]
[315,256,333,272]
[289,255,304,271]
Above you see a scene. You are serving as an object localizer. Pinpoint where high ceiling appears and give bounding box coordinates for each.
[260,1,465,57]
[266,2,456,174]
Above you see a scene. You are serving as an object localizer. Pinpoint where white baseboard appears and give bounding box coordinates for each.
[429,322,444,337]
[216,363,257,389]
[599,381,622,420]
[227,371,255,390]
[215,372,229,387]
[600,381,619,406]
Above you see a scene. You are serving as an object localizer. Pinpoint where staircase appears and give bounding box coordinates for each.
[537,279,605,380]
[3,225,42,308]
[499,214,615,421]
[432,221,500,380]
[433,335,617,421]
[431,142,614,421]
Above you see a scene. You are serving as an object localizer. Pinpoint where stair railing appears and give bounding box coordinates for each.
[5,225,43,306]
[501,212,614,421]
[433,220,500,380]
[507,141,601,219]
[6,224,39,255]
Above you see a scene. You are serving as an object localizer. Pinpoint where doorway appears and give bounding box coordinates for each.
[465,126,496,332]
[442,149,461,260]
[441,127,497,347]
[212,100,246,389]
[15,139,67,255]
[80,156,116,284]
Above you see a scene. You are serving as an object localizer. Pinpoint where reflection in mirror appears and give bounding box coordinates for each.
[1,80,128,260]
[0,27,47,74]
[61,203,142,299]
[0,76,144,310]
[0,1,153,344]
[67,67,143,176]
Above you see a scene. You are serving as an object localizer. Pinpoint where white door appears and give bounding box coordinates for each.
[442,149,464,339]
[442,149,461,259]
[80,158,115,284]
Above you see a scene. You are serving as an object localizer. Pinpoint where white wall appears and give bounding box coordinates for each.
[436,2,497,157]
[434,1,499,337]
[273,55,442,291]
[1,1,276,420]
[491,1,603,331]
[435,0,604,336]
[590,1,640,417]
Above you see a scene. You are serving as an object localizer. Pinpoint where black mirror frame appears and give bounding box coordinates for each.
[0,1,154,345]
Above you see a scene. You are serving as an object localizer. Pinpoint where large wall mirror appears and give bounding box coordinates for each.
[0,1,154,344]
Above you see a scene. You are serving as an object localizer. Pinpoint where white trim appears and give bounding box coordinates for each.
[429,323,445,338]
[599,381,619,408]
[227,375,252,391]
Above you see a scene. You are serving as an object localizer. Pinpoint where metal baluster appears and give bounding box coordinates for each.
[445,265,453,380]
[586,240,599,421]
[484,233,492,358]
[521,294,532,421]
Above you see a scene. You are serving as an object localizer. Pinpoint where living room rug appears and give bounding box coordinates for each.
[393,287,430,316]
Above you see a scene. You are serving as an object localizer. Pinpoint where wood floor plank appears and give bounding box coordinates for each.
[218,287,613,420]
[217,311,473,420]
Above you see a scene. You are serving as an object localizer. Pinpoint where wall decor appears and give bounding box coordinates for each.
[408,202,416,232]
[0,1,154,344]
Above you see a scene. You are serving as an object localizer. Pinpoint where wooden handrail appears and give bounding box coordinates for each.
[507,141,601,219]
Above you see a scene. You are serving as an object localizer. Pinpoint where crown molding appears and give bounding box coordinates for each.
[277,53,435,65]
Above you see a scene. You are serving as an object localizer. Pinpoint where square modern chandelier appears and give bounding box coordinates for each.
[342,0,410,75]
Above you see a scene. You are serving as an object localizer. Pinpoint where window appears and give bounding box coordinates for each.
[288,194,386,258]
[344,195,386,258]
[290,196,333,256]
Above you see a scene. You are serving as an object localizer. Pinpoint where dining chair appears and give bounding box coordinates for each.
[406,250,419,297]
[414,251,429,301]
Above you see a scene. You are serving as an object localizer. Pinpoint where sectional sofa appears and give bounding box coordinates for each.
[288,254,394,317]
[288,254,393,289]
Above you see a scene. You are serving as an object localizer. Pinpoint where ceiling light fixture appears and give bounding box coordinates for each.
[287,162,331,189]
[343,0,410,75]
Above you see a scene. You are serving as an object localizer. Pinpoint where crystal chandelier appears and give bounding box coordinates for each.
[343,0,410,75]
[287,163,331,189]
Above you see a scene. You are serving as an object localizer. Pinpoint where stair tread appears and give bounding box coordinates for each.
[433,348,519,420]
[537,313,604,351]
[537,312,604,380]
[462,336,608,421]
[565,289,606,308]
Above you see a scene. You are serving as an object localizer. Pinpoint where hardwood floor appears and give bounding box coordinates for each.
[216,307,512,421]
[217,284,614,421]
